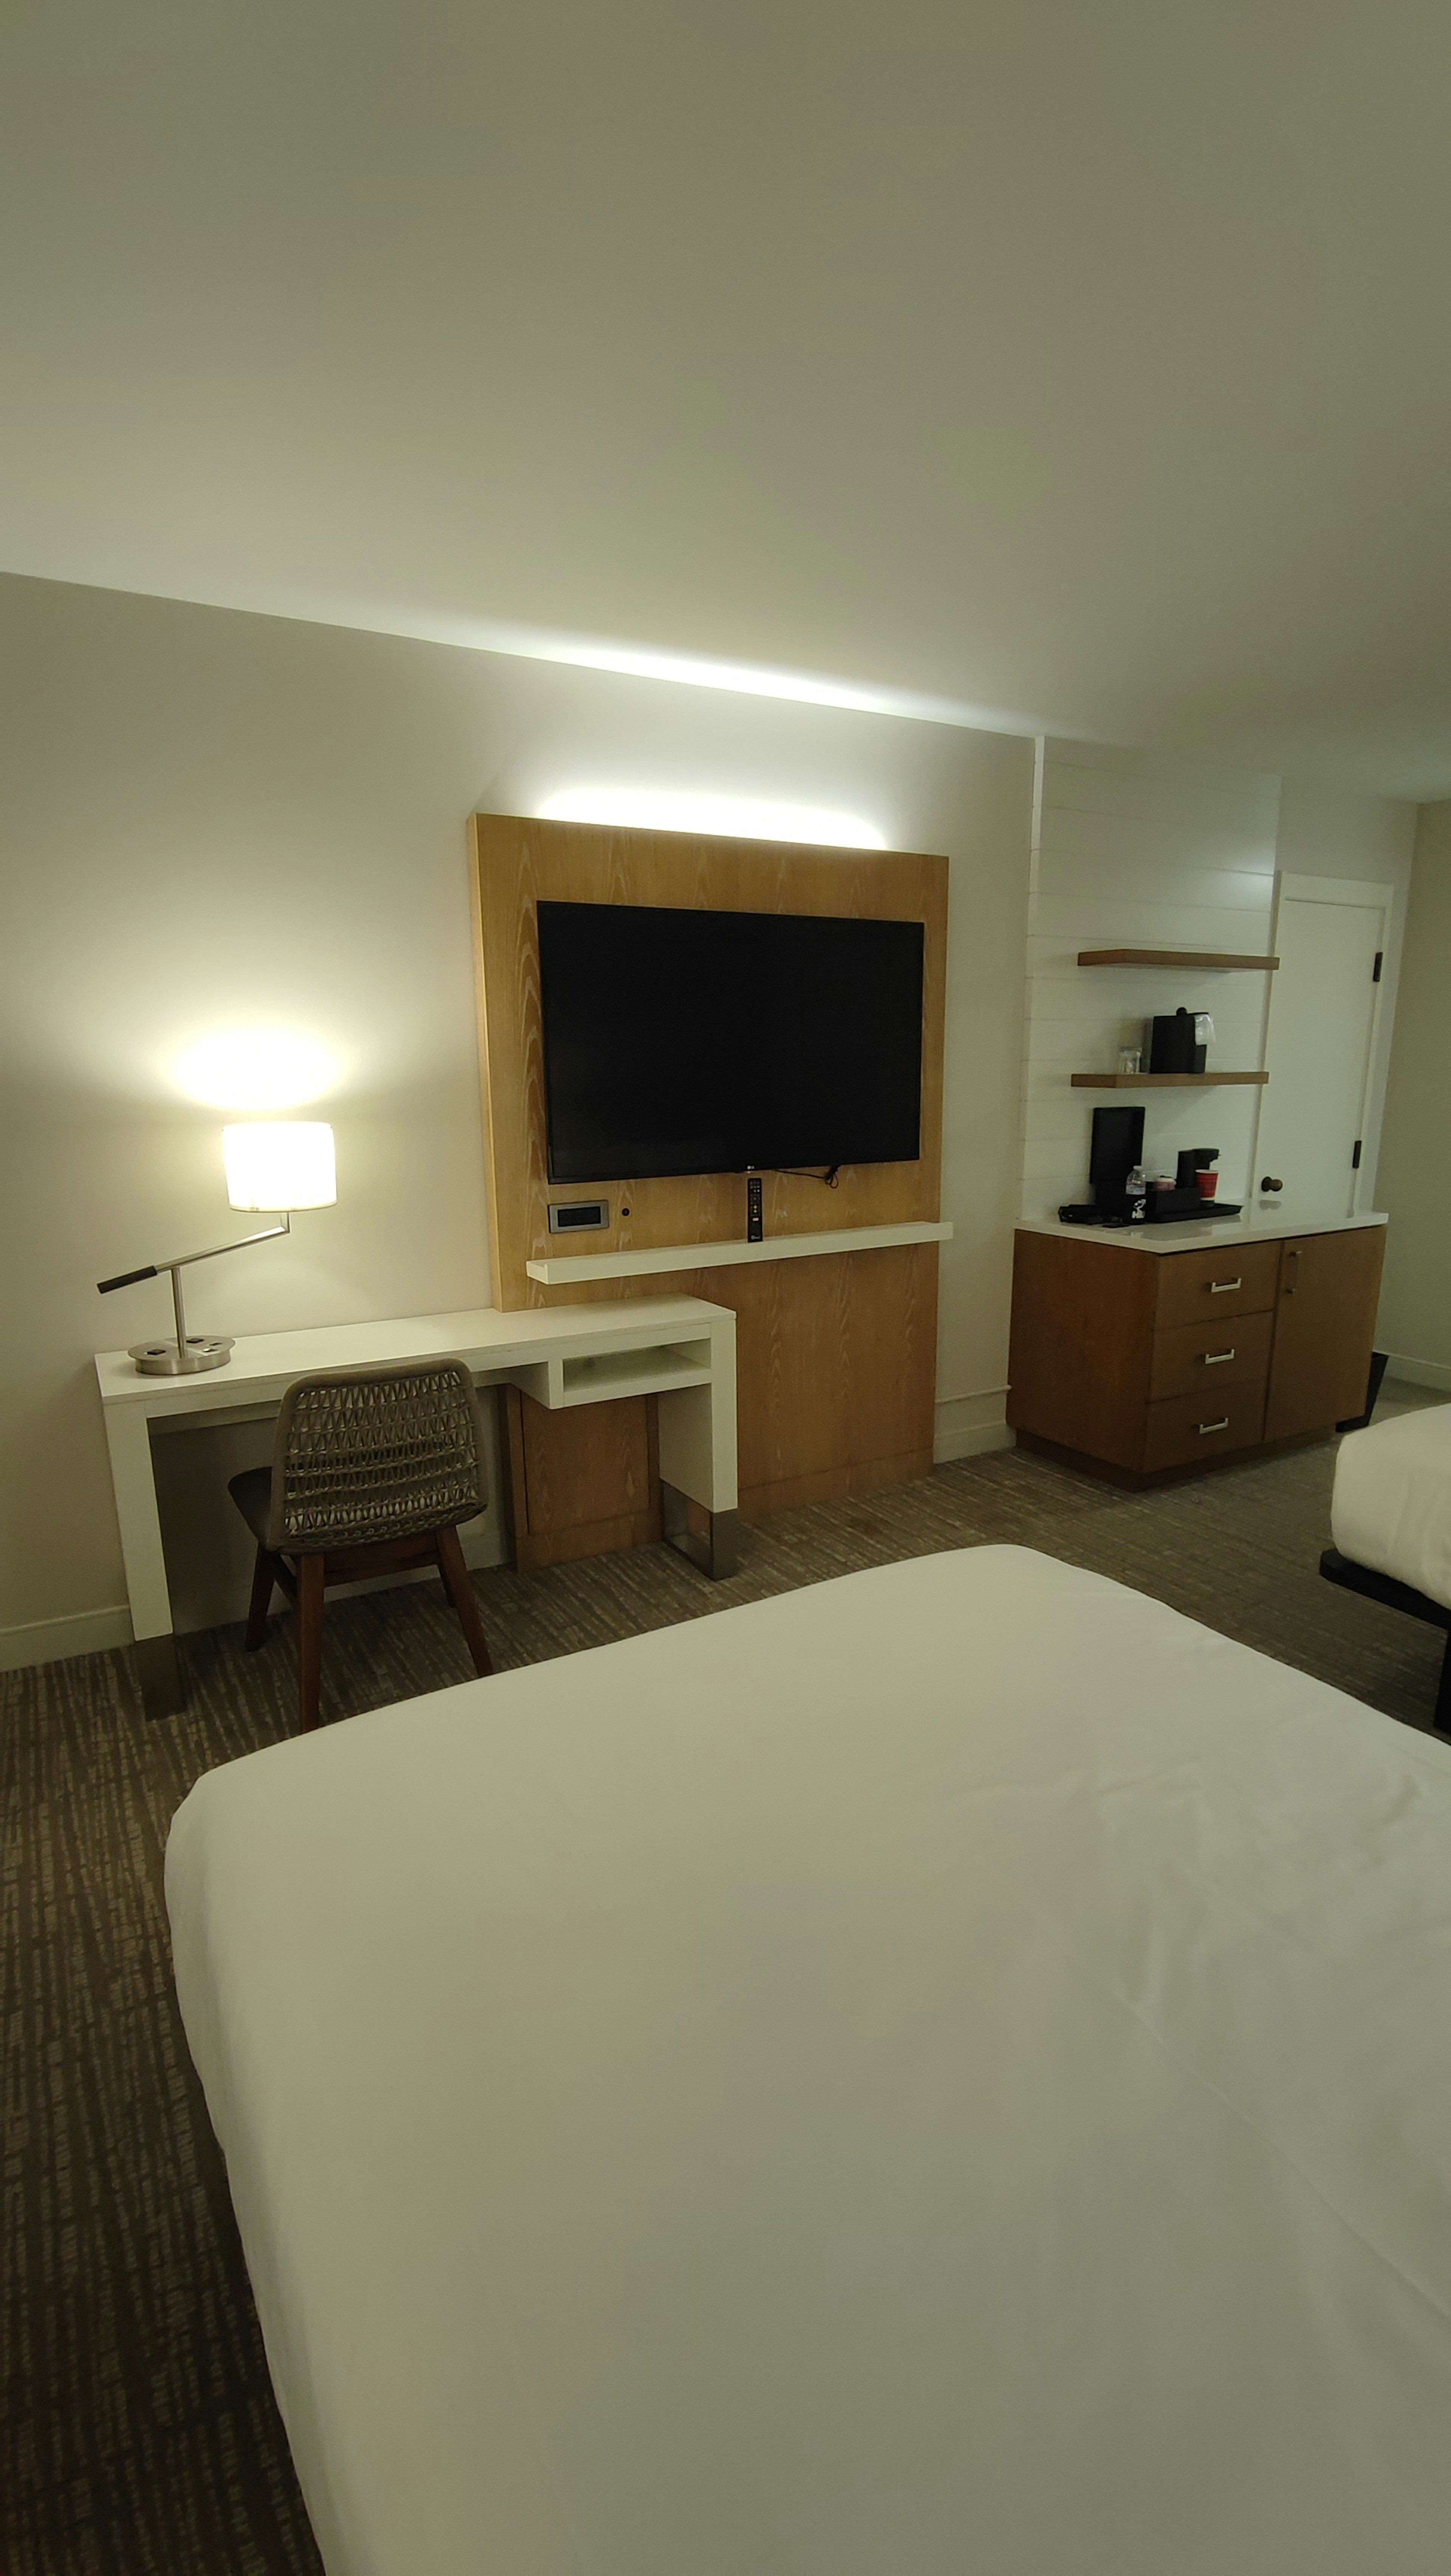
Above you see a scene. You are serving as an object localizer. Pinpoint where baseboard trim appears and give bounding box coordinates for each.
[0,1604,133,1674]
[0,1522,511,1677]
[934,1422,1016,1464]
[933,1387,1013,1465]
[1381,1354,1451,1393]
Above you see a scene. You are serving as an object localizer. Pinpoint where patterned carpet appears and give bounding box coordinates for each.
[4,1402,1447,2576]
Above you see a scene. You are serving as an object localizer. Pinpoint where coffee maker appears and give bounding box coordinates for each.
[1059,1113,1244,1225]
[1057,1105,1145,1224]
[1148,1008,1210,1074]
[1089,1104,1144,1220]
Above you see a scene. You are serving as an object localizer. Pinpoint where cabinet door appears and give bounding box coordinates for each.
[1263,1229,1384,1443]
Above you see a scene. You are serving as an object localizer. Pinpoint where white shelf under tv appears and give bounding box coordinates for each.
[525,1218,953,1286]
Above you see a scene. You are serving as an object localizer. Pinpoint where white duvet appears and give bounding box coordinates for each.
[1332,1400,1451,1610]
[167,1545,1451,2576]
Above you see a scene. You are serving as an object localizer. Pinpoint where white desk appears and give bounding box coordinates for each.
[96,1298,738,1717]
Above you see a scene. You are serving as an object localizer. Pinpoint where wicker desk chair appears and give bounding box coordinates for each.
[228,1357,495,1733]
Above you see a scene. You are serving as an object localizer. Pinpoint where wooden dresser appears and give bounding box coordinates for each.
[1007,1218,1386,1483]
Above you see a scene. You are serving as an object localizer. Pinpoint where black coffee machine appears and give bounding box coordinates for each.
[1146,1148,1241,1222]
[1089,1104,1143,1220]
[1058,1112,1243,1225]
[1056,1105,1144,1224]
[1148,1008,1207,1074]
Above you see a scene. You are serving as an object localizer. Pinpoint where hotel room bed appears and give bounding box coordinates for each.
[1323,1401,1451,1730]
[167,1544,1451,2576]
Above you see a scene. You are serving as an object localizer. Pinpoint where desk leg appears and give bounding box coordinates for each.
[133,1635,185,1718]
[657,1333,739,1580]
[104,1404,184,1718]
[660,1482,739,1579]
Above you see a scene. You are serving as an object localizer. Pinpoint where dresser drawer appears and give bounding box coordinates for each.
[1148,1308,1274,1403]
[1153,1241,1281,1330]
[1142,1382,1268,1472]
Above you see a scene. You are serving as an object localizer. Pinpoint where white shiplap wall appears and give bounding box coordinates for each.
[1021,743,1280,1221]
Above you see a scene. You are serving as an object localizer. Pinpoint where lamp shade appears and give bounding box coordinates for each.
[223,1121,337,1211]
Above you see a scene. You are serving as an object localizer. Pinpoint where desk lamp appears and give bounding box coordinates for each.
[97,1121,337,1376]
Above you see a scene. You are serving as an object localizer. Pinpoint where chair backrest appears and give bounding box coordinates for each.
[265,1357,490,1551]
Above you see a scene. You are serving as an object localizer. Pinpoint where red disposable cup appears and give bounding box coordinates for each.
[1196,1170,1219,1199]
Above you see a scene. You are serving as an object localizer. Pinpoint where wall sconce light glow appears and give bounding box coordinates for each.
[537,788,887,850]
[223,1122,337,1211]
[173,1029,340,1112]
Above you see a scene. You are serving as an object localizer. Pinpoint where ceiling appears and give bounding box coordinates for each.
[5,0,1451,795]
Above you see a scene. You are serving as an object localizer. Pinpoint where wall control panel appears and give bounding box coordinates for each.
[547,1199,611,1234]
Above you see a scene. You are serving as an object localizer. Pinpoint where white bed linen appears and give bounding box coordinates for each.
[1332,1401,1451,1610]
[166,1545,1451,2576]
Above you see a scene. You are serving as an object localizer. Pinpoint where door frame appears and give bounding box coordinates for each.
[1254,873,1392,1220]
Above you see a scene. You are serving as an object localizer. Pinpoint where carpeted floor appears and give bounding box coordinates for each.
[4,1398,1448,2575]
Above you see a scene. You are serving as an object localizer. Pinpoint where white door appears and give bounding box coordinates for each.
[1253,874,1389,1228]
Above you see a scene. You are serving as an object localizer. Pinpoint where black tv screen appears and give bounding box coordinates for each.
[537,900,925,1182]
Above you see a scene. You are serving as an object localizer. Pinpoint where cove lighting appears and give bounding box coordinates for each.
[506,633,988,724]
[172,1028,340,1112]
[537,788,887,849]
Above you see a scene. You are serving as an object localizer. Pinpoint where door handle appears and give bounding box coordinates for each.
[1202,1349,1236,1365]
[1259,1177,1283,1193]
[1197,1418,1231,1435]
[1208,1277,1242,1294]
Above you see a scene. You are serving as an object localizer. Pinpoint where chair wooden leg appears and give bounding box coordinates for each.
[297,1553,326,1732]
[245,1545,280,1650]
[435,1526,495,1678]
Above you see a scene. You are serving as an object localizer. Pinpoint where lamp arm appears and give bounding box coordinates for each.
[96,1212,290,1296]
[156,1213,292,1274]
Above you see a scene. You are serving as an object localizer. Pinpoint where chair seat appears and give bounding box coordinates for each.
[228,1466,274,1550]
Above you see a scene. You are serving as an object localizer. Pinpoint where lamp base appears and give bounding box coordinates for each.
[128,1336,235,1377]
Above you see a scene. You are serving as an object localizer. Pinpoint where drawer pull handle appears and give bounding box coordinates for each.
[1208,1277,1242,1294]
[1203,1348,1236,1365]
[1198,1417,1231,1435]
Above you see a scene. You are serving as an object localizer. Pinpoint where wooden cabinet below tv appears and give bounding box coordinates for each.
[1007,1219,1385,1485]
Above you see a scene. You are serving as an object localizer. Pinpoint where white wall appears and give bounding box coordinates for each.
[2,574,1420,1672]
[1019,745,1415,1224]
[1376,801,1451,1388]
[0,574,1034,1666]
[1021,743,1281,1220]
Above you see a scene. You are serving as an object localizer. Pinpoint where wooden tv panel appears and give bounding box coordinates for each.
[470,813,948,1567]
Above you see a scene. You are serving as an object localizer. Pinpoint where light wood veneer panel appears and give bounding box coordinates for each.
[471,814,948,1543]
[471,813,947,1310]
[503,1386,660,1572]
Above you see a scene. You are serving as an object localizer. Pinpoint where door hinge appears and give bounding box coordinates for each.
[1372,951,1383,982]
[1351,1139,1363,1169]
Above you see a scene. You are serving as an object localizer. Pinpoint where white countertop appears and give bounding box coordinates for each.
[1017,1211,1388,1255]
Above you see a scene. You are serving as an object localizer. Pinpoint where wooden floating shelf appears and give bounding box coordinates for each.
[1077,948,1279,971]
[1071,1071,1270,1090]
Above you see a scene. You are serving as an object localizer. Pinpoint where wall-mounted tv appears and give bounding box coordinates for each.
[537,899,925,1183]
